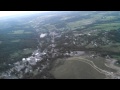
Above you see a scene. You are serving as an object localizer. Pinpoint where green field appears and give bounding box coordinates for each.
[0,41,2,44]
[50,57,106,79]
[9,30,32,35]
[10,48,34,62]
[84,56,116,72]
[100,43,120,53]
[94,23,120,31]
[67,18,95,30]
[84,22,120,32]
[12,30,24,34]
[11,39,20,42]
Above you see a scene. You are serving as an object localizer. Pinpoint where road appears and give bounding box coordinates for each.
[105,59,120,71]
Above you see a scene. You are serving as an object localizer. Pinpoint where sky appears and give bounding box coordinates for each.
[0,11,50,17]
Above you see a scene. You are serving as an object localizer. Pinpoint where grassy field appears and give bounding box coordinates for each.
[67,18,95,30]
[12,30,24,34]
[85,22,120,31]
[84,56,116,72]
[50,57,106,79]
[10,48,34,61]
[100,43,120,53]
[91,14,117,21]
[66,12,120,32]
[0,41,2,44]
[24,32,32,34]
[9,30,32,35]
[23,48,34,54]
[94,23,120,31]
[11,39,21,43]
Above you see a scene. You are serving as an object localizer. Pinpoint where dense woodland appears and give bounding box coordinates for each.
[0,19,38,72]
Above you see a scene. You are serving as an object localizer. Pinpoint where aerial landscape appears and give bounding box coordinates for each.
[0,11,120,79]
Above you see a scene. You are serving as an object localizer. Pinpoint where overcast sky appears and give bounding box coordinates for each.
[0,11,50,17]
